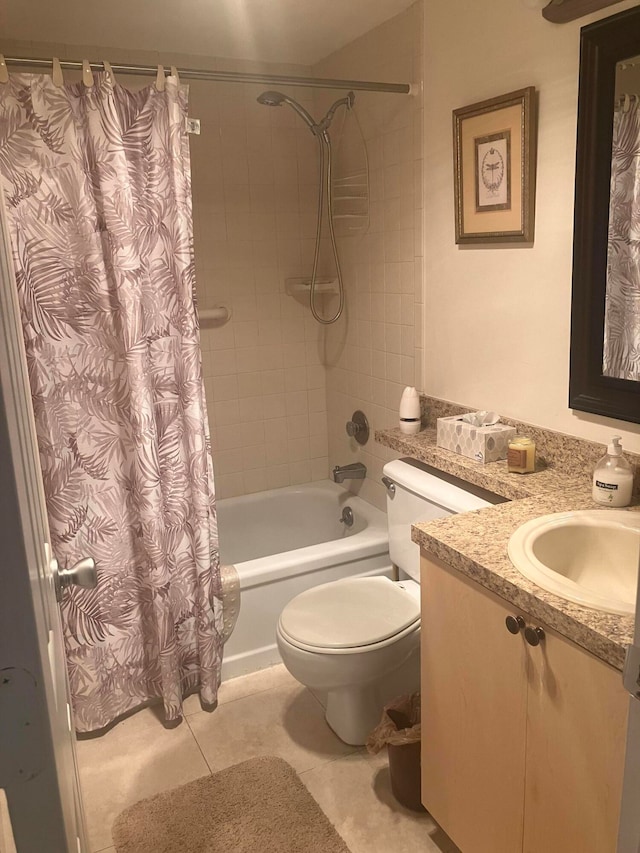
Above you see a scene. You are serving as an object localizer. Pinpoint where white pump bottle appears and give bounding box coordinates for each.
[592,436,633,507]
[399,386,421,435]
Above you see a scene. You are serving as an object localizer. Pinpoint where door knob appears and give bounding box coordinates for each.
[524,625,545,646]
[505,615,525,635]
[51,556,97,602]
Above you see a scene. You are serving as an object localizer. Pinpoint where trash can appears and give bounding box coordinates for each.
[366,692,425,812]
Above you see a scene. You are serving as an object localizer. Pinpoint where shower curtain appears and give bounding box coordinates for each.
[604,100,640,381]
[0,71,223,732]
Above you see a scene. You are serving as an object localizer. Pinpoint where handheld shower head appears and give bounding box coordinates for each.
[256,90,318,133]
[255,88,359,326]
[256,90,287,107]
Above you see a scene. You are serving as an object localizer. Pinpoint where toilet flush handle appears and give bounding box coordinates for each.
[381,476,395,496]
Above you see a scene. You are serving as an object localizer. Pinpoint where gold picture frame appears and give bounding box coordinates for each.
[453,87,537,244]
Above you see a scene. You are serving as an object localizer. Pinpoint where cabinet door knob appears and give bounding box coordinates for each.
[524,625,545,646]
[505,615,525,635]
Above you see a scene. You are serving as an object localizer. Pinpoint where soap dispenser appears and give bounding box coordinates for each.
[592,436,633,507]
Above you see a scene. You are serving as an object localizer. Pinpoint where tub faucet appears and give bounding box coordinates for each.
[332,463,367,483]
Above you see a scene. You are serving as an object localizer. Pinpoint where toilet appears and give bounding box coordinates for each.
[276,457,502,745]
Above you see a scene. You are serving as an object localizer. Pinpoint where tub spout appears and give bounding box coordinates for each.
[333,463,367,483]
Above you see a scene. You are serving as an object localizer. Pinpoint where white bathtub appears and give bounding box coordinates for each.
[218,480,391,679]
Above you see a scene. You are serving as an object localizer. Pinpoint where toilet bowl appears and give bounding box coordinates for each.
[277,576,420,745]
[277,458,503,745]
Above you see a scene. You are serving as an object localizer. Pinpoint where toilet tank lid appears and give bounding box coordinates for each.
[279,577,420,650]
[382,458,504,513]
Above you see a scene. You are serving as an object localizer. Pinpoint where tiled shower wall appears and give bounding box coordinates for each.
[314,2,425,509]
[189,72,331,498]
[198,0,425,505]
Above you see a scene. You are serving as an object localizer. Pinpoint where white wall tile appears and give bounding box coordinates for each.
[240,421,265,447]
[216,473,245,499]
[242,444,267,471]
[237,372,262,398]
[262,394,286,420]
[215,448,244,475]
[266,464,291,490]
[314,2,424,494]
[264,417,288,443]
[243,468,267,494]
[287,415,310,440]
[308,388,327,413]
[266,440,289,466]
[212,375,239,401]
[289,460,311,484]
[213,399,240,426]
[311,457,329,481]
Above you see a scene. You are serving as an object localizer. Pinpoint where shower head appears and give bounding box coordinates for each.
[257,90,287,107]
[256,90,318,133]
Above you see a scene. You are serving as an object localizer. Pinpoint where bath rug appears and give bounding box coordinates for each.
[112,755,351,853]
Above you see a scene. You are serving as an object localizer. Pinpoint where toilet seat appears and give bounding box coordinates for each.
[278,576,420,655]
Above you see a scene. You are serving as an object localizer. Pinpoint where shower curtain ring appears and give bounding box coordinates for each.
[82,59,94,88]
[103,60,116,87]
[52,57,64,87]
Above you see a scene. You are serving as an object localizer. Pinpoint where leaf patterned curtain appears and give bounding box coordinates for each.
[603,101,640,381]
[0,72,223,732]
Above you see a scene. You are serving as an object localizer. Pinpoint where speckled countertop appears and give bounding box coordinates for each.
[376,420,640,671]
[375,426,586,500]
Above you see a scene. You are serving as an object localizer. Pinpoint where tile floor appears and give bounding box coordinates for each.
[76,664,459,853]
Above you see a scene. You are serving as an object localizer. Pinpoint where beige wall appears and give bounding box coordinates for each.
[422,0,640,454]
[315,1,425,509]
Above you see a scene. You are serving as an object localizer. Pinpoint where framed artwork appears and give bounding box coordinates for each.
[453,87,537,244]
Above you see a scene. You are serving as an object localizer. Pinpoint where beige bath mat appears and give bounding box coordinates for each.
[112,756,351,853]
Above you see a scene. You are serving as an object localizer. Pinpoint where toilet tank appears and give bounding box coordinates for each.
[382,458,505,582]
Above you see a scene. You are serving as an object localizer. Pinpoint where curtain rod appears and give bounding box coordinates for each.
[3,56,412,95]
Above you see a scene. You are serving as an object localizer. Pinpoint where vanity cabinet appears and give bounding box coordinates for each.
[420,554,629,853]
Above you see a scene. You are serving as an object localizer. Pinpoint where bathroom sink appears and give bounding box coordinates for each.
[508,510,640,615]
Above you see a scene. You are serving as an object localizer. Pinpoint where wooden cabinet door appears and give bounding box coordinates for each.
[421,556,528,853]
[523,622,628,853]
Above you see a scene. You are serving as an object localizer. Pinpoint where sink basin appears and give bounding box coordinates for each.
[508,510,640,615]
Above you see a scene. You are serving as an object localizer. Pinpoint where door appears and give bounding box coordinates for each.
[617,549,640,853]
[0,188,89,851]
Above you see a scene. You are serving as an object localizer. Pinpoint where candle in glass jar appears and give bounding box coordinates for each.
[507,436,536,474]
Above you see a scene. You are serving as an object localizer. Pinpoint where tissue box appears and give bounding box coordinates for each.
[436,416,517,464]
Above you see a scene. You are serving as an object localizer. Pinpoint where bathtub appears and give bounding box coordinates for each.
[217,480,390,680]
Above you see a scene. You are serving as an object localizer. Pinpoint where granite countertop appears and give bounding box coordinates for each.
[376,426,638,671]
[376,427,588,499]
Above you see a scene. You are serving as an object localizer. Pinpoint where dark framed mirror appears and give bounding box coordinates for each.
[569,5,640,424]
